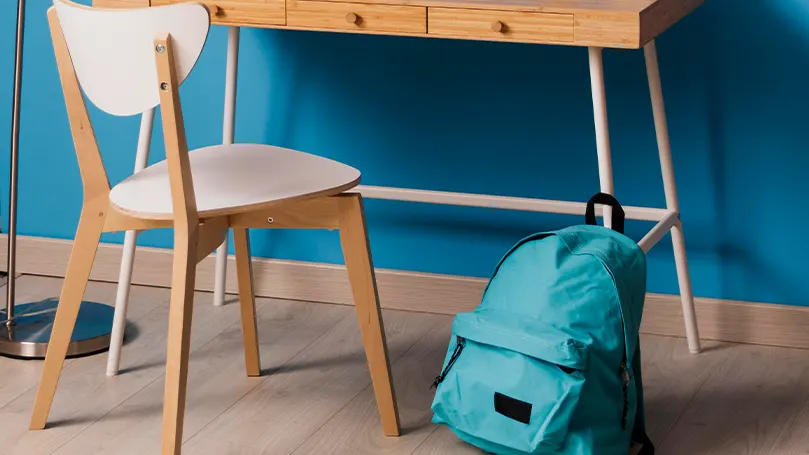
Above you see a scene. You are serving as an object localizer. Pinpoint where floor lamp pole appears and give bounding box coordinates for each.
[6,0,25,328]
[0,0,115,359]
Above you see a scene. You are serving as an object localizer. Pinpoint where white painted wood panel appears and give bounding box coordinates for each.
[109,144,360,219]
[54,0,209,116]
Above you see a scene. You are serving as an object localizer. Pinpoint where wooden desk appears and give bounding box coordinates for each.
[96,0,706,380]
[96,0,702,49]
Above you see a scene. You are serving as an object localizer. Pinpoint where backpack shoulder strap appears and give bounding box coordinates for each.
[631,337,655,455]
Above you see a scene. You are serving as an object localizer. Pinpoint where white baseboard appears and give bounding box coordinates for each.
[2,233,808,349]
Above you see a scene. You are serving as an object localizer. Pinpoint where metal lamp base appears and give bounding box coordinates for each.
[0,299,114,359]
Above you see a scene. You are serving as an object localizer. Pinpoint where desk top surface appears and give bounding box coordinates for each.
[99,0,704,49]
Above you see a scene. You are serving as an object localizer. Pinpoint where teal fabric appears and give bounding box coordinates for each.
[431,225,648,455]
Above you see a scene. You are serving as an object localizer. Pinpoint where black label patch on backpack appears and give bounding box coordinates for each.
[494,392,532,424]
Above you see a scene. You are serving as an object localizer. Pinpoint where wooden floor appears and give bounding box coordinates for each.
[2,275,809,454]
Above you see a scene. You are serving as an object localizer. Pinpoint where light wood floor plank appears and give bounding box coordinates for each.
[52,296,349,455]
[657,343,809,454]
[639,334,736,443]
[0,282,242,455]
[0,276,164,410]
[411,426,486,455]
[291,315,453,455]
[0,276,64,410]
[182,309,439,455]
[767,390,809,454]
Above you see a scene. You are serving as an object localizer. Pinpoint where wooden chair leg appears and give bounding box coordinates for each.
[160,228,198,455]
[338,194,400,437]
[233,227,261,377]
[30,207,105,430]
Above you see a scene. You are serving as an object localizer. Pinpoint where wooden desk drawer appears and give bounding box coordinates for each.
[152,0,285,27]
[288,1,426,35]
[427,8,573,44]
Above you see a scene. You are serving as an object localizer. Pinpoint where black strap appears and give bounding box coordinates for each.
[632,429,655,455]
[585,192,625,234]
[632,338,654,455]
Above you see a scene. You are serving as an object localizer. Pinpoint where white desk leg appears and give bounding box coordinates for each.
[644,40,701,353]
[588,47,615,228]
[213,26,240,307]
[107,108,155,376]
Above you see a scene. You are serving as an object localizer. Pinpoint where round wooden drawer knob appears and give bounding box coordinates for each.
[346,12,361,25]
[491,20,506,33]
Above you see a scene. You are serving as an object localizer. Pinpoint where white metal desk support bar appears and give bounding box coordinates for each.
[645,41,701,353]
[213,26,241,307]
[107,108,155,376]
[113,37,701,354]
[106,27,240,372]
[588,48,614,229]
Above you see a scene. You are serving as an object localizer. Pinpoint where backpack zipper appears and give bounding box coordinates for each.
[431,336,466,389]
[620,353,630,430]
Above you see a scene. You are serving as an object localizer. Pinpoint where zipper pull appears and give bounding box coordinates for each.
[620,359,630,430]
[621,361,631,387]
[431,336,465,389]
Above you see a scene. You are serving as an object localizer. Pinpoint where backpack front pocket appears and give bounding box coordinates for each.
[431,310,587,454]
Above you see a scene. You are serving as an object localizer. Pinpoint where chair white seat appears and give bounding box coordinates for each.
[109,143,361,219]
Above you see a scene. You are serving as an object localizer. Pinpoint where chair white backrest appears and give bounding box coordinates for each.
[53,0,211,117]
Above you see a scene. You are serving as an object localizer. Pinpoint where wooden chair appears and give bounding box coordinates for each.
[29,1,400,453]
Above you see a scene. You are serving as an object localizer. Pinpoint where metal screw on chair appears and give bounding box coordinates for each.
[160,82,169,91]
[267,217,274,224]
[156,44,166,53]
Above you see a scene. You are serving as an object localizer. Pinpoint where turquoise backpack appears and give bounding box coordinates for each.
[431,193,654,455]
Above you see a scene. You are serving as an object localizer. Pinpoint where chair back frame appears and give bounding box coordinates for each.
[47,2,204,226]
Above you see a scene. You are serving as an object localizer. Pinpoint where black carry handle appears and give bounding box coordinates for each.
[585,192,625,234]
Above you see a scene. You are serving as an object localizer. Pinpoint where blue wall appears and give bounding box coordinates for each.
[1,0,808,306]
